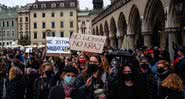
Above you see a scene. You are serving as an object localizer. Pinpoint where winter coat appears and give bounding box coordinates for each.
[158,87,184,99]
[137,70,156,99]
[6,76,25,99]
[175,58,185,84]
[49,81,81,99]
[33,76,56,99]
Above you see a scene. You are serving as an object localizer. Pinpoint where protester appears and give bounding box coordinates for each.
[159,73,184,99]
[33,63,56,99]
[6,66,25,99]
[49,65,80,99]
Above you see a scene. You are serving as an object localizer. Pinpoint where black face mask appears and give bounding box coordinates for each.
[158,68,165,74]
[140,64,149,70]
[45,71,52,77]
[87,64,98,76]
[123,73,134,81]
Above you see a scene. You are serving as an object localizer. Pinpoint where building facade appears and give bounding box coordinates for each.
[78,10,91,34]
[17,4,32,46]
[0,6,18,47]
[92,0,185,60]
[29,0,78,45]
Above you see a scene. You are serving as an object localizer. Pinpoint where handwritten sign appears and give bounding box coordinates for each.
[70,34,106,53]
[46,37,70,54]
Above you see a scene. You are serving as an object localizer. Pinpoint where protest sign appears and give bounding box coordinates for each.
[46,37,70,55]
[25,48,32,53]
[70,33,106,53]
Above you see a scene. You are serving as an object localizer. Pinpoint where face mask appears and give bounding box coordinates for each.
[158,68,165,74]
[45,71,52,77]
[140,64,149,70]
[123,73,134,81]
[64,76,75,86]
[79,59,86,63]
[87,64,98,76]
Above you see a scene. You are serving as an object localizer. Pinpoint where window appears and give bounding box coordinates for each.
[20,24,23,30]
[0,22,1,27]
[51,22,55,28]
[52,32,55,37]
[34,32,37,39]
[51,3,56,8]
[70,2,75,7]
[20,17,22,22]
[12,31,14,37]
[25,24,28,30]
[2,21,4,27]
[34,22,37,29]
[7,31,10,37]
[33,13,37,18]
[42,22,46,28]
[60,3,64,7]
[51,12,55,17]
[42,32,46,39]
[86,20,90,22]
[41,4,46,8]
[60,12,63,17]
[60,21,64,28]
[7,21,9,27]
[70,11,73,16]
[33,4,38,8]
[7,42,9,45]
[25,17,28,22]
[12,21,14,26]
[60,32,64,37]
[70,31,73,37]
[70,21,73,28]
[42,13,45,17]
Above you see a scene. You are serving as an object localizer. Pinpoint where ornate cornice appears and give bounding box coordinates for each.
[92,0,131,25]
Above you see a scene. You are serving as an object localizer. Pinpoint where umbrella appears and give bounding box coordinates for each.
[108,50,132,57]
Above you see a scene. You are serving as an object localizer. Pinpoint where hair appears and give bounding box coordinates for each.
[157,60,169,68]
[9,66,22,81]
[39,62,53,75]
[161,73,184,92]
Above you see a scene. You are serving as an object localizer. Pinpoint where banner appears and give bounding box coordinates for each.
[25,48,32,53]
[70,34,106,53]
[46,37,70,54]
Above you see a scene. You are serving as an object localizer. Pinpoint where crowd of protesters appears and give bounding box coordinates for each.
[0,45,185,99]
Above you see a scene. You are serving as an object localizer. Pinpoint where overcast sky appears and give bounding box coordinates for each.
[0,0,111,10]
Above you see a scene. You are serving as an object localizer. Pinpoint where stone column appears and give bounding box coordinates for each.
[109,37,116,48]
[166,27,179,61]
[127,34,135,49]
[142,31,152,48]
[117,36,124,49]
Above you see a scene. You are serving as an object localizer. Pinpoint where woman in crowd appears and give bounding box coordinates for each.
[33,63,56,99]
[6,66,25,99]
[159,73,184,99]
[107,65,143,99]
[49,65,80,99]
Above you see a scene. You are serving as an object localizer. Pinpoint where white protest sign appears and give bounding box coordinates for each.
[25,48,32,53]
[70,33,106,53]
[46,37,70,54]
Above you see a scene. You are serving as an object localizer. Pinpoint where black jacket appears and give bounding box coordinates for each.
[158,87,184,99]
[6,76,25,99]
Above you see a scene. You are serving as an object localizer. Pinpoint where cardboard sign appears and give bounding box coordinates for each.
[46,37,70,54]
[70,34,106,53]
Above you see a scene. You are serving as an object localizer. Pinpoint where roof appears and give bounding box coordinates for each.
[93,0,103,3]
[78,10,91,16]
[0,11,17,19]
[30,0,78,10]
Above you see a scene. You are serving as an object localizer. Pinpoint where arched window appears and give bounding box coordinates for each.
[51,3,56,8]
[33,4,38,8]
[70,2,75,7]
[60,3,65,7]
[41,4,46,8]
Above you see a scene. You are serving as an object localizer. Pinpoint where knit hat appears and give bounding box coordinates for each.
[63,65,78,75]
[178,47,185,55]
